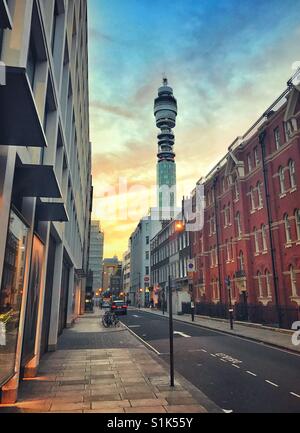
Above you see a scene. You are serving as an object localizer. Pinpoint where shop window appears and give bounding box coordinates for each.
[0,209,28,386]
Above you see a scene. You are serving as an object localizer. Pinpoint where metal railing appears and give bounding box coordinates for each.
[182,301,300,330]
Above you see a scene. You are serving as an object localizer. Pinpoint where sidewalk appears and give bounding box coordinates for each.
[0,311,220,413]
[139,308,300,354]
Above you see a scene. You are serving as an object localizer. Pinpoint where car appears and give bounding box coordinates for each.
[111,300,127,315]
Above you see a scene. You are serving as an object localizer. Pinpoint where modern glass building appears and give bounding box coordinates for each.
[0,0,92,403]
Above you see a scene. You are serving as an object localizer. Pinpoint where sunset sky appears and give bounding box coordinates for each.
[88,0,300,259]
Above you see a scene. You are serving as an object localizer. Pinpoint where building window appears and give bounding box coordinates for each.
[212,214,216,234]
[0,210,29,385]
[145,267,149,276]
[290,265,298,297]
[146,236,149,245]
[226,240,230,262]
[274,127,281,149]
[254,146,260,166]
[145,251,149,260]
[289,160,296,189]
[284,120,294,141]
[234,178,239,201]
[279,167,285,194]
[265,270,272,298]
[238,251,244,271]
[284,214,292,243]
[254,228,259,253]
[257,272,263,298]
[227,204,231,225]
[247,154,252,173]
[257,181,263,208]
[261,224,267,251]
[295,209,300,241]
[250,187,255,211]
[27,33,37,89]
[236,212,242,238]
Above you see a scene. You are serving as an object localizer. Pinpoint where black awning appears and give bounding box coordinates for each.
[0,0,12,29]
[36,200,69,222]
[0,67,47,147]
[14,164,62,198]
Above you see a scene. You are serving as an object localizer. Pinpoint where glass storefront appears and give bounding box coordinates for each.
[0,209,28,386]
[21,234,44,368]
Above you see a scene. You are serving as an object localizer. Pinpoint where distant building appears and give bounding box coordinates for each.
[129,210,161,306]
[122,247,131,302]
[154,78,178,220]
[150,219,191,312]
[88,221,104,291]
[102,257,121,293]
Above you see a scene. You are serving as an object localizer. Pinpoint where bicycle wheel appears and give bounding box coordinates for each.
[102,316,109,328]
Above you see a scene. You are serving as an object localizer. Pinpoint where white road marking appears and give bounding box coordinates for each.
[128,325,141,328]
[121,323,161,355]
[201,349,207,353]
[141,310,300,359]
[174,331,191,338]
[188,349,202,352]
[265,380,279,388]
[216,353,242,364]
[246,371,257,377]
[223,409,233,414]
[210,353,216,358]
[219,358,227,363]
[132,315,140,318]
[231,364,240,369]
[290,392,300,398]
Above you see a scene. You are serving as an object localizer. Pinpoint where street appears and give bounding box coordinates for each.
[121,309,300,413]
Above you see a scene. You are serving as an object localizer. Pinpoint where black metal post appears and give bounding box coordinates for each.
[162,287,165,315]
[168,274,174,387]
[228,283,234,330]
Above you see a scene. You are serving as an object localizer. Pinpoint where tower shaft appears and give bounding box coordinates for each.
[154,78,178,220]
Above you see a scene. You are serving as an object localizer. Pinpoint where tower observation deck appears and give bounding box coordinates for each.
[154,78,177,220]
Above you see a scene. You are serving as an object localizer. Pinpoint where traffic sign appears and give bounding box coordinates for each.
[187,259,195,272]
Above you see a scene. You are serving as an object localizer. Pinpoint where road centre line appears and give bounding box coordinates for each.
[290,392,300,398]
[265,380,279,387]
[246,371,257,377]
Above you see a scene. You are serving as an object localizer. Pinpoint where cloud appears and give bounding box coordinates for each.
[90,100,135,119]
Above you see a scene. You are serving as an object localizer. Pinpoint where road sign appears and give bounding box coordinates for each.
[187,259,195,272]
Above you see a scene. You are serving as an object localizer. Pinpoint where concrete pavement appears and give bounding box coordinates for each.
[0,311,219,413]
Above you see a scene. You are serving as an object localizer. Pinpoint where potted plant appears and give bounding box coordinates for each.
[0,310,13,347]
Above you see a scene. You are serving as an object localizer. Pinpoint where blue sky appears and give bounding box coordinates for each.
[87,0,300,257]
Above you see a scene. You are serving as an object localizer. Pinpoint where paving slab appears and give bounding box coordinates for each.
[0,311,220,413]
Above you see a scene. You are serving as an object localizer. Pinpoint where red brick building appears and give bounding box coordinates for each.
[191,79,300,328]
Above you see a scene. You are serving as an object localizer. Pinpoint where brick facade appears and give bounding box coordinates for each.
[190,83,300,328]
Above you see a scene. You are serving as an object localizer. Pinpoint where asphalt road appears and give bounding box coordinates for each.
[120,309,300,413]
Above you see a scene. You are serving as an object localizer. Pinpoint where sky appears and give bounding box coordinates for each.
[87,0,300,259]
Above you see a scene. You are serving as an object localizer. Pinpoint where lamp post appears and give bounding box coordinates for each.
[167,220,186,387]
[168,274,174,387]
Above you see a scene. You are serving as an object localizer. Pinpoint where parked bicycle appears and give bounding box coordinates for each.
[102,310,120,328]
